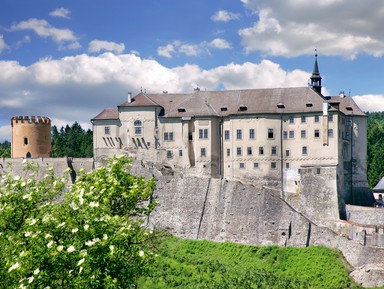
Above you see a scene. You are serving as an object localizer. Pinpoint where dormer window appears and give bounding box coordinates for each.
[306,103,313,107]
[277,103,285,109]
[221,107,228,111]
[239,105,247,111]
[178,107,186,112]
[346,106,353,111]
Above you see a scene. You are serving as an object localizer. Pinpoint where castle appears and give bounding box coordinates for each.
[92,56,371,222]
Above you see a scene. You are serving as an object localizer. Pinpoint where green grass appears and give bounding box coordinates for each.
[139,235,365,289]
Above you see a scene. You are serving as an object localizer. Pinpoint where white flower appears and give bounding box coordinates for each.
[109,245,114,253]
[71,228,79,233]
[67,245,75,253]
[80,249,88,257]
[19,251,25,257]
[89,201,99,208]
[139,250,145,257]
[19,284,26,289]
[28,276,34,283]
[57,222,65,228]
[57,245,64,252]
[103,234,108,240]
[8,261,20,272]
[79,266,83,274]
[22,193,31,199]
[45,233,51,239]
[47,241,54,248]
[21,181,26,187]
[33,268,40,275]
[13,175,20,181]
[24,231,32,237]
[29,219,37,226]
[70,202,78,210]
[85,238,100,247]
[77,258,85,266]
[84,224,89,231]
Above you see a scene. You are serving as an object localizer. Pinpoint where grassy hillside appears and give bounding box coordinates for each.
[139,235,367,289]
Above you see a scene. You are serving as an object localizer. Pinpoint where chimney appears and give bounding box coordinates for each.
[128,92,132,103]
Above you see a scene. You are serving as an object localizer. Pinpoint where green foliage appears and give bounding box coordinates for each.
[0,156,156,288]
[139,236,362,289]
[51,122,93,158]
[0,140,11,157]
[367,112,384,187]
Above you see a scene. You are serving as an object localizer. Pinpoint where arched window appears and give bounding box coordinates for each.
[26,152,31,158]
[134,120,142,134]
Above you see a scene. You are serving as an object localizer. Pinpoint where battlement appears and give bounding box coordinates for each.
[11,116,51,125]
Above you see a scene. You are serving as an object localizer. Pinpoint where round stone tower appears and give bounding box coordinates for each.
[11,116,52,158]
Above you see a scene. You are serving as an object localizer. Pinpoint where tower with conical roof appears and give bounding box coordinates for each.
[310,50,322,95]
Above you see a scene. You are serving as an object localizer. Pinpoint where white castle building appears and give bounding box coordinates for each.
[92,57,369,210]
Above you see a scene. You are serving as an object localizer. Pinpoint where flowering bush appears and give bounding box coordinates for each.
[0,156,156,288]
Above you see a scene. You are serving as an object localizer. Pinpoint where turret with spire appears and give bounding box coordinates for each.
[310,50,322,95]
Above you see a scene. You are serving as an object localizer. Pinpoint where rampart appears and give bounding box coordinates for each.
[1,157,384,287]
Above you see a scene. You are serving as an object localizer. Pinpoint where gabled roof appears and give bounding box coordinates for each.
[91,108,118,120]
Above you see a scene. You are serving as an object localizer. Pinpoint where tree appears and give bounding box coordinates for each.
[51,123,93,158]
[0,156,156,288]
[0,140,11,157]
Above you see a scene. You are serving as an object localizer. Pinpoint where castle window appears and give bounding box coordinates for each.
[164,132,174,141]
[104,127,110,135]
[328,115,333,122]
[289,116,294,124]
[237,129,242,140]
[286,150,290,157]
[253,162,259,169]
[224,130,230,140]
[134,120,142,134]
[239,105,247,111]
[301,116,306,123]
[166,150,173,159]
[24,137,28,145]
[286,163,290,169]
[271,162,277,169]
[26,152,31,158]
[221,107,228,111]
[314,115,320,123]
[247,147,253,155]
[283,131,288,139]
[239,162,245,169]
[236,147,242,156]
[179,150,183,157]
[268,128,274,139]
[178,107,186,112]
[314,129,320,138]
[201,148,206,157]
[301,130,306,139]
[316,168,321,174]
[289,131,295,139]
[259,147,264,155]
[227,148,230,157]
[302,146,308,155]
[249,129,255,139]
[199,129,208,139]
[271,146,277,155]
[306,103,313,107]
[328,129,334,138]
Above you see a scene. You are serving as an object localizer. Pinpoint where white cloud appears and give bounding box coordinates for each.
[179,43,201,56]
[353,94,384,113]
[10,18,78,46]
[0,125,11,143]
[208,38,232,49]
[239,0,384,58]
[88,40,125,54]
[211,10,240,22]
[50,8,71,19]
[157,44,175,58]
[0,35,9,53]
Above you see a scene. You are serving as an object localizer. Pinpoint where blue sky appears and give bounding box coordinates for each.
[1,0,384,141]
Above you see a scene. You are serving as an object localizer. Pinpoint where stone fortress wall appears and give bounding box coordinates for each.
[1,156,384,287]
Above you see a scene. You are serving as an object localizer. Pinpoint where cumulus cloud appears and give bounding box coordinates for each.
[211,10,240,22]
[10,18,79,48]
[0,52,315,141]
[49,7,71,19]
[0,125,10,143]
[353,94,384,112]
[239,0,384,58]
[208,38,232,49]
[157,38,231,58]
[88,40,125,54]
